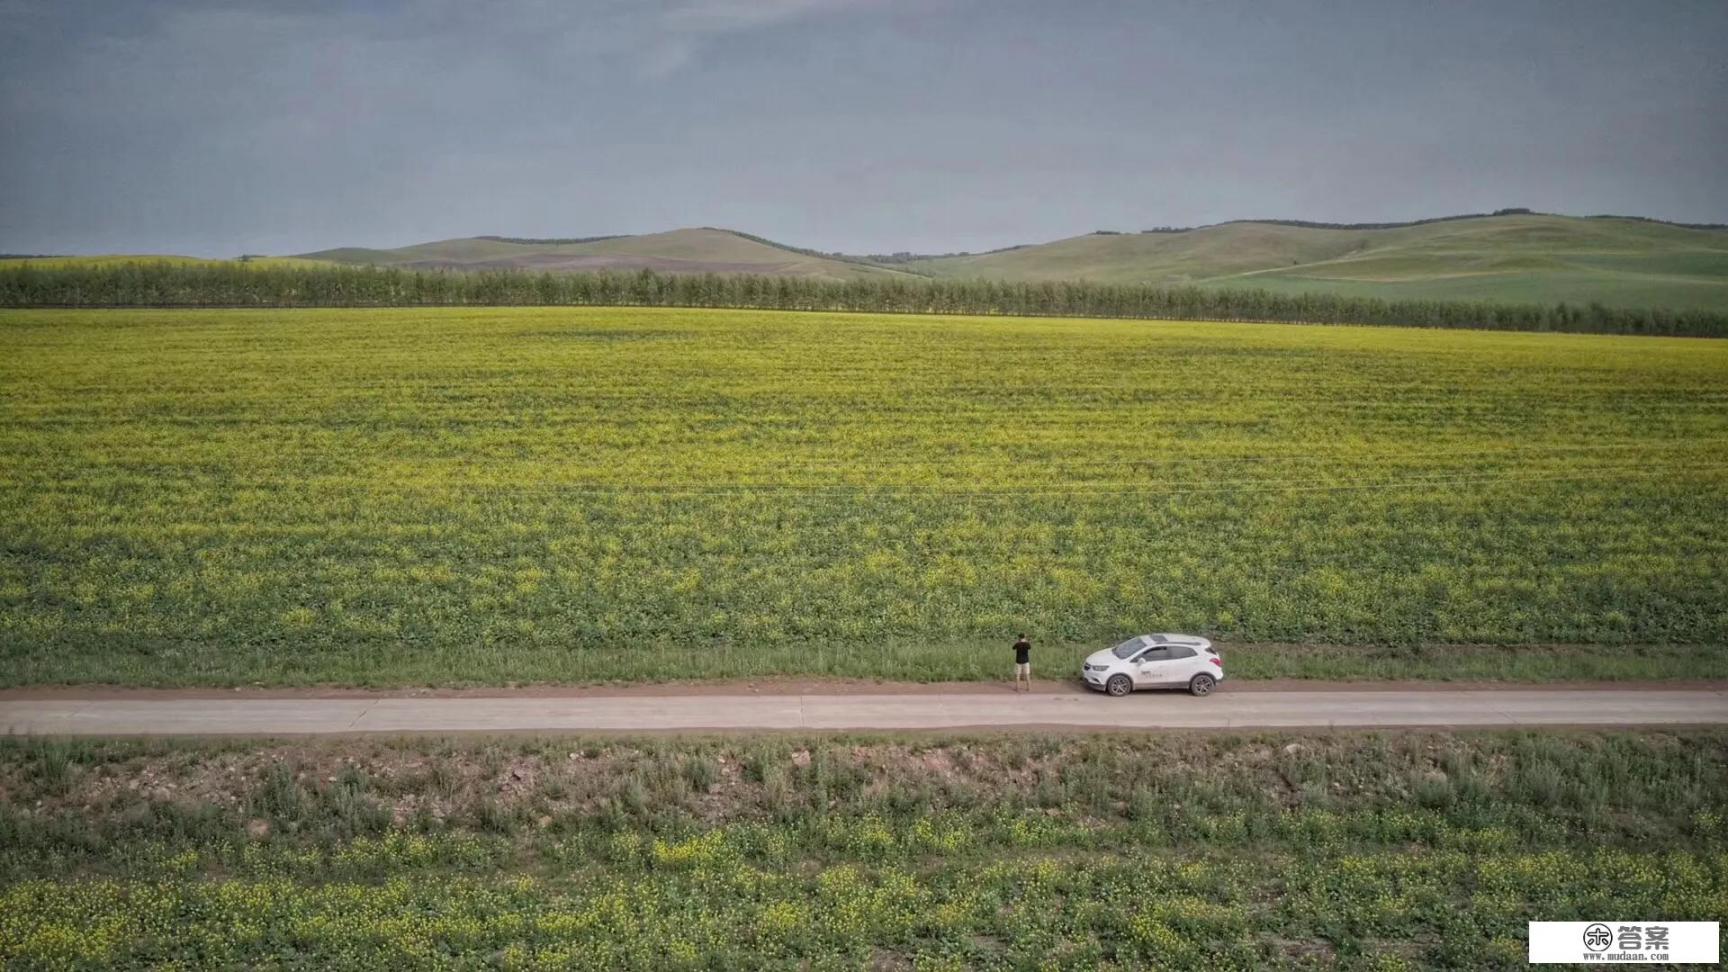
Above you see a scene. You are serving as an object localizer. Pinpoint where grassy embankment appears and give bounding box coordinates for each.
[2,307,1725,686]
[1,731,1724,968]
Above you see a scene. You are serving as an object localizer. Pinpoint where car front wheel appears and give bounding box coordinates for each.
[1188,674,1216,697]
[1105,674,1133,697]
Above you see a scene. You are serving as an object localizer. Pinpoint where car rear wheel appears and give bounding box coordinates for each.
[1105,674,1133,697]
[1188,674,1216,697]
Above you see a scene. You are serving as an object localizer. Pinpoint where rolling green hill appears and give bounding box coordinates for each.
[301,227,912,282]
[2,254,334,269]
[29,213,1728,309]
[907,214,1728,310]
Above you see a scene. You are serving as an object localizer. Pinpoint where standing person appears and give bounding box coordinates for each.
[1012,633,1032,692]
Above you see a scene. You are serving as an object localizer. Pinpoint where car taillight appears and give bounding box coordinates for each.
[1209,657,1223,668]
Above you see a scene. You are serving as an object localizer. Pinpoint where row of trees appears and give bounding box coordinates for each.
[2,261,1722,337]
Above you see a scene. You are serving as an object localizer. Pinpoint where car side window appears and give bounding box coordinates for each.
[1165,646,1197,660]
[1137,646,1171,663]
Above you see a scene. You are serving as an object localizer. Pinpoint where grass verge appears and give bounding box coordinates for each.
[2,731,1724,968]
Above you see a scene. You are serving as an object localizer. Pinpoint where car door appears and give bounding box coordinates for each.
[1132,646,1176,686]
[1162,645,1201,684]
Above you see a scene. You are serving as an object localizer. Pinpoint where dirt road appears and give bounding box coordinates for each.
[2,685,1724,735]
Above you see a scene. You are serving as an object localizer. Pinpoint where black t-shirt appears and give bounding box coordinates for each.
[1013,639,1031,664]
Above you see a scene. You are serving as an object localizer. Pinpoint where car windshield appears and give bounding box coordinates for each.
[1110,637,1147,659]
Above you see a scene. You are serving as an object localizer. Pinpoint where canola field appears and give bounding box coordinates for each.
[12,848,1725,970]
[1,307,1725,685]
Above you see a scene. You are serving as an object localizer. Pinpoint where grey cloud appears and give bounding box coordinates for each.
[0,0,1723,256]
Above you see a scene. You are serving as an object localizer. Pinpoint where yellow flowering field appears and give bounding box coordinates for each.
[3,849,1724,970]
[2,307,1725,684]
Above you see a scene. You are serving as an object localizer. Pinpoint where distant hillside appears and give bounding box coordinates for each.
[300,228,915,282]
[905,214,1728,310]
[28,212,1726,309]
[3,254,333,269]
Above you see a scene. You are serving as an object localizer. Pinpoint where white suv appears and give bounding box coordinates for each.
[1081,634,1224,697]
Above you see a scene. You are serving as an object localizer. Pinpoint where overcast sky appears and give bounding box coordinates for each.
[1,0,1724,256]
